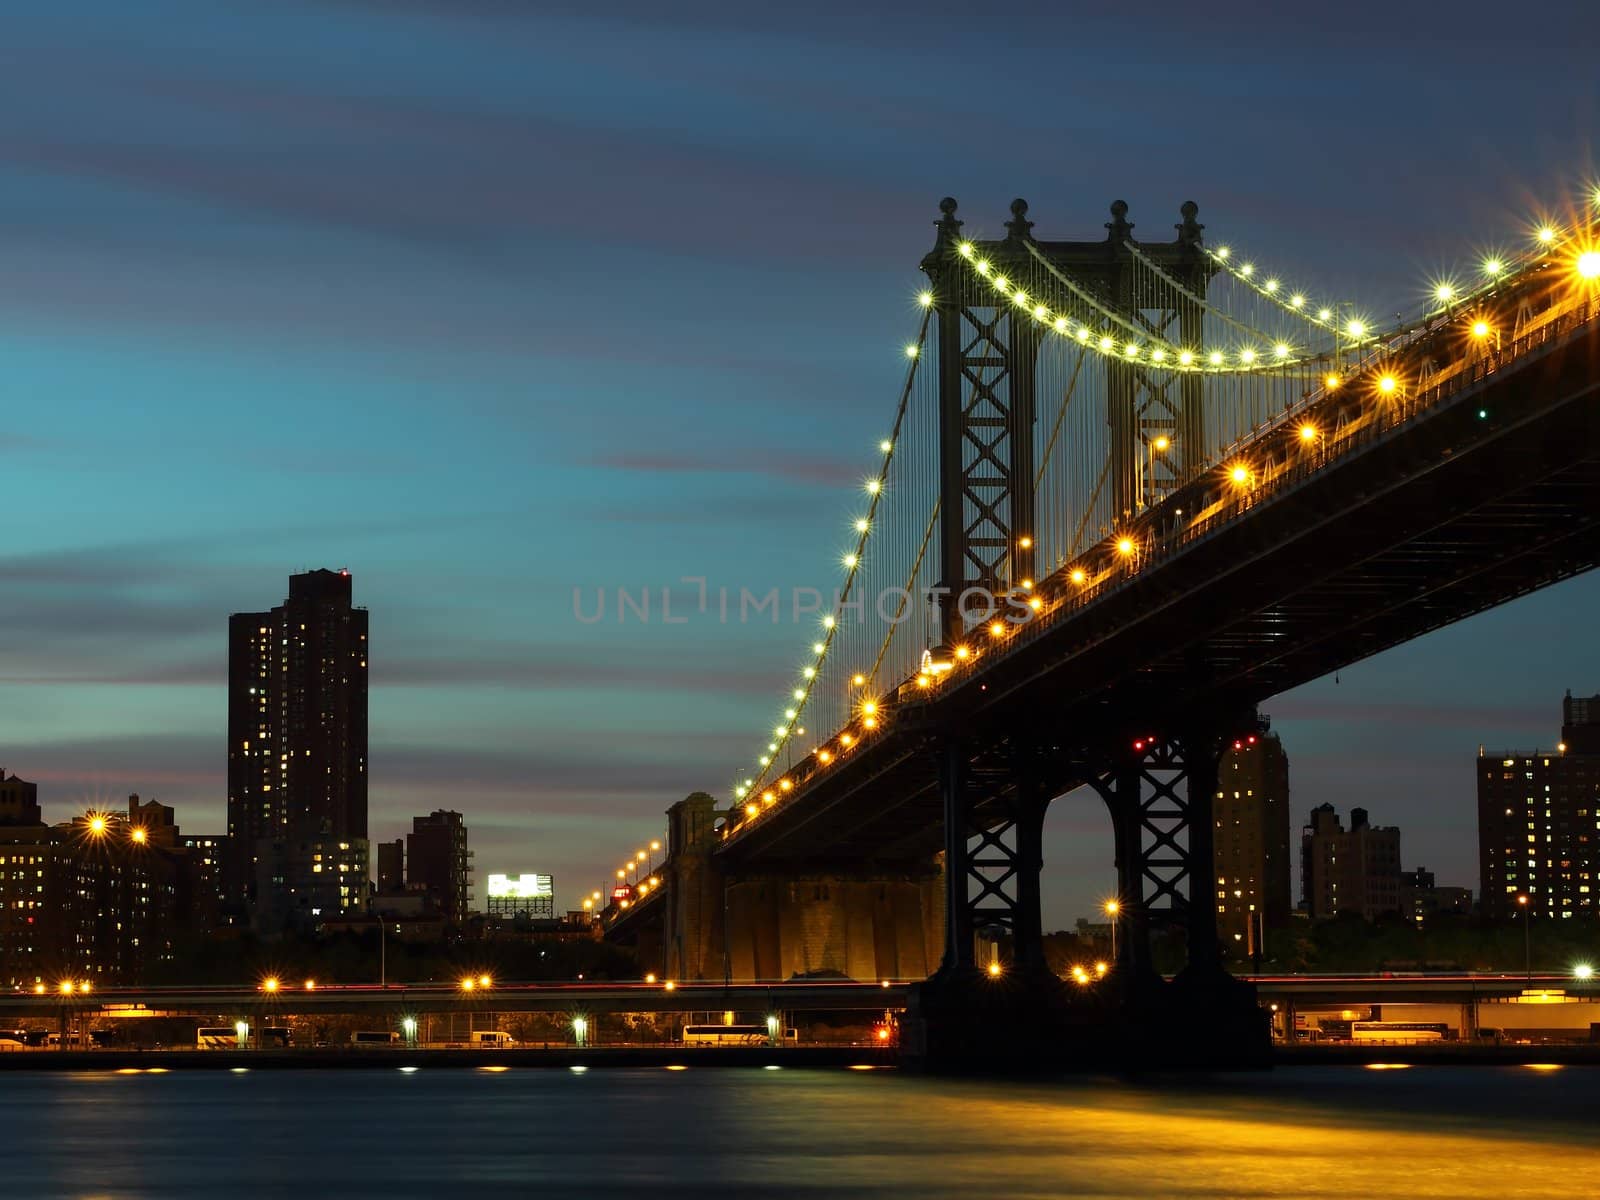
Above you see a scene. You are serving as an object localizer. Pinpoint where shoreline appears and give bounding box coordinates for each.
[0,1042,1598,1071]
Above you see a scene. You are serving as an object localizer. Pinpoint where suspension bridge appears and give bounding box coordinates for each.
[602,193,1600,1067]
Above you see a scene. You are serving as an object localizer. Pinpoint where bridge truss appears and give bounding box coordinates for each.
[700,192,1600,985]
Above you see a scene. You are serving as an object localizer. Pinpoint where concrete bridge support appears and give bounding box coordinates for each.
[723,869,942,983]
[659,793,944,984]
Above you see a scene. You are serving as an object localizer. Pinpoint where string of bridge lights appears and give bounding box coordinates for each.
[730,308,931,806]
[726,198,1600,827]
[961,239,1320,371]
[1120,242,1306,354]
[1202,201,1600,345]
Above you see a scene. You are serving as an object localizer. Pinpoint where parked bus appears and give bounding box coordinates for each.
[469,1030,515,1047]
[1352,1021,1449,1043]
[681,1024,769,1046]
[351,1031,400,1046]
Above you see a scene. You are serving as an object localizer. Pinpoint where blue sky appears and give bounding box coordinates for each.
[2,0,1597,924]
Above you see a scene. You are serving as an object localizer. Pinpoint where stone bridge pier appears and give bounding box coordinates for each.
[654,793,943,985]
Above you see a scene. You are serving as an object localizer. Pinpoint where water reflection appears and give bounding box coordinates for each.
[0,1066,1593,1198]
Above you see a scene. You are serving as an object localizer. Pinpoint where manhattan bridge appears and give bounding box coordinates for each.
[601,192,1600,1066]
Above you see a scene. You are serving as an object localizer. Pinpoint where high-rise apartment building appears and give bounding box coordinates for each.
[227,569,369,928]
[0,803,181,988]
[1477,691,1600,921]
[1213,732,1292,953]
[406,810,470,926]
[1300,805,1402,920]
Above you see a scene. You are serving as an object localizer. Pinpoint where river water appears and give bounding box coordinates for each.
[3,1065,1595,1198]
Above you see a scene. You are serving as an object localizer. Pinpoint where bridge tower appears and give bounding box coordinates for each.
[920,196,1211,640]
[910,199,1265,1070]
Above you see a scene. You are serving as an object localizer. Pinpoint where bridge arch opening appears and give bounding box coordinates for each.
[1037,784,1117,980]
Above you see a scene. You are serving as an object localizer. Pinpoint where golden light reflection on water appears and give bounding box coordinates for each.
[724,1067,1597,1199]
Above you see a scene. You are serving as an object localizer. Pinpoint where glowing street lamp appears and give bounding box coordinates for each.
[1574,963,1594,982]
[1104,899,1121,965]
[1517,894,1532,981]
[401,1016,418,1045]
[460,976,476,992]
[261,976,280,994]
[573,1015,589,1048]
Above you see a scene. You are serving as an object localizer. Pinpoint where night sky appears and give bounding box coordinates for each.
[3,0,1597,925]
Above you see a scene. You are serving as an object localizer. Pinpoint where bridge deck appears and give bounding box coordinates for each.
[719,287,1600,863]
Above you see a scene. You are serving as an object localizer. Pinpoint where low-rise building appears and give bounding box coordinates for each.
[1399,867,1473,925]
[252,831,369,934]
[1300,805,1402,920]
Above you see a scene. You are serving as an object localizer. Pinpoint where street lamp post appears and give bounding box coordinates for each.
[1104,899,1120,968]
[1517,894,1531,980]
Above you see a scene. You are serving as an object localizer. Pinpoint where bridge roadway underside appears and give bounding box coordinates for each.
[719,320,1600,865]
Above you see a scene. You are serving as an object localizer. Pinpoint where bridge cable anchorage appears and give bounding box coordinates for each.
[737,305,933,802]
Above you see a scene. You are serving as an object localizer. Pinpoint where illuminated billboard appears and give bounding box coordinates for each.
[487,873,553,900]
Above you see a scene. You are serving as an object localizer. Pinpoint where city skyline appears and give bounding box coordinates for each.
[2,0,1598,925]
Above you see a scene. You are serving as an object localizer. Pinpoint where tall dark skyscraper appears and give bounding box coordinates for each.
[227,569,369,925]
[1212,732,1291,954]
